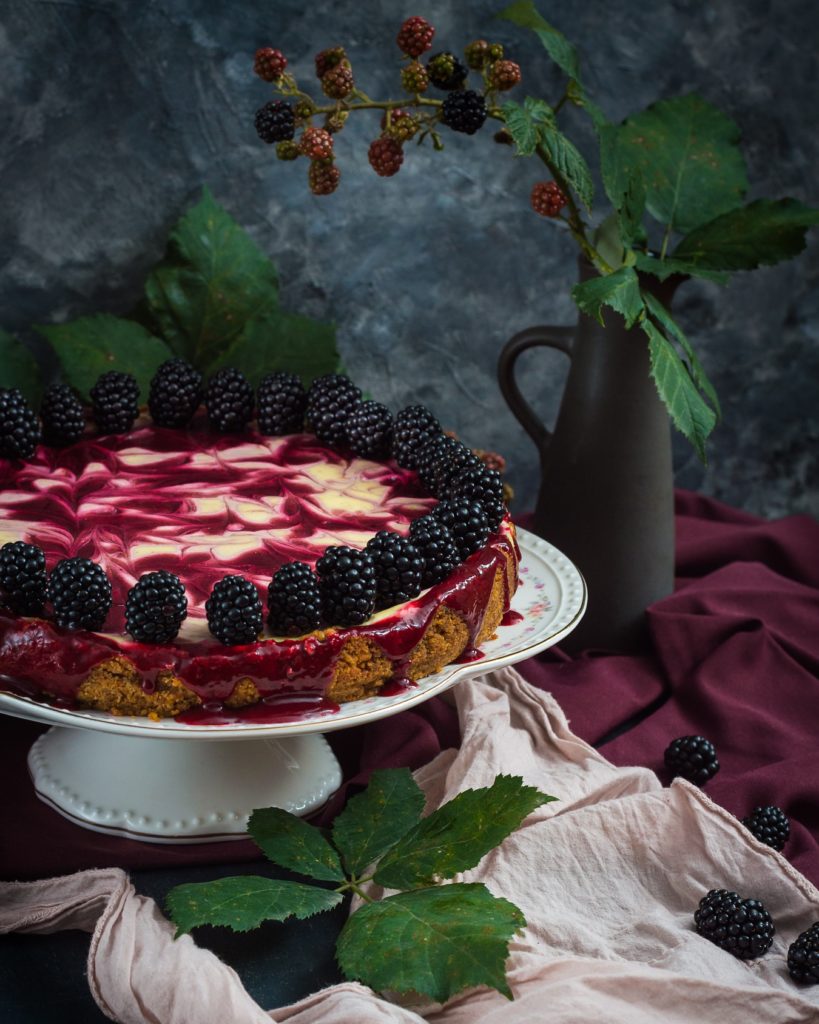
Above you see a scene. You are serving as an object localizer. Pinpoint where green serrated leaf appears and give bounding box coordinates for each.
[374,775,554,891]
[593,213,625,270]
[538,125,594,210]
[36,315,173,400]
[0,330,42,405]
[641,318,717,462]
[613,94,748,235]
[523,95,555,125]
[634,253,729,284]
[248,808,345,883]
[572,267,644,328]
[674,198,819,271]
[332,768,425,877]
[642,293,721,419]
[167,875,341,936]
[144,187,279,369]
[501,100,540,157]
[337,883,525,1002]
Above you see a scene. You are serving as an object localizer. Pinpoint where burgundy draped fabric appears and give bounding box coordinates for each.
[2,490,818,884]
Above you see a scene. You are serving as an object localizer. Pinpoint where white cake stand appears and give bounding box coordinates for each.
[0,529,585,843]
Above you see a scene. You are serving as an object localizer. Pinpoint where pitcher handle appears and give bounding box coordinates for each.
[497,325,574,449]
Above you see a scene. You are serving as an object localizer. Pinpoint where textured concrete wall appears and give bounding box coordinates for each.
[1,0,817,518]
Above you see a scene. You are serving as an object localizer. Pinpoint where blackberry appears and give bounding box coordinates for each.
[441,90,487,135]
[254,100,296,144]
[276,140,301,161]
[742,806,790,851]
[401,61,429,94]
[205,367,254,433]
[90,371,140,435]
[531,180,568,218]
[409,514,461,586]
[267,562,322,636]
[787,923,819,984]
[396,16,435,59]
[299,127,334,161]
[392,406,441,469]
[321,61,355,100]
[40,384,85,446]
[308,159,341,196]
[488,59,522,91]
[206,575,263,645]
[694,889,775,960]
[664,735,720,786]
[421,437,482,497]
[366,531,424,609]
[148,358,203,428]
[368,136,404,177]
[415,434,462,493]
[314,46,347,79]
[125,570,187,643]
[433,498,490,560]
[253,47,288,83]
[427,52,468,91]
[305,374,362,448]
[0,387,41,459]
[47,557,112,631]
[481,499,507,532]
[464,39,490,70]
[449,464,504,507]
[316,546,376,626]
[257,371,307,435]
[381,109,420,143]
[0,541,47,615]
[347,400,393,459]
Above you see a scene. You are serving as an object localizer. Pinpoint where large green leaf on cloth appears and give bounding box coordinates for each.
[248,808,345,883]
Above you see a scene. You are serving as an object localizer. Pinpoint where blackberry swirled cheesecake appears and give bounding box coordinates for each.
[0,363,519,719]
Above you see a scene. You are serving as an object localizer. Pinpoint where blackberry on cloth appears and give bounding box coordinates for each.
[694,889,774,960]
[742,805,790,851]
[663,735,719,785]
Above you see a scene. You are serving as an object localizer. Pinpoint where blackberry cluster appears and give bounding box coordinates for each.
[347,400,393,458]
[368,136,404,177]
[441,90,487,135]
[206,575,263,645]
[742,805,790,851]
[267,562,323,636]
[305,374,361,447]
[0,387,41,459]
[788,923,819,984]
[257,372,307,435]
[694,889,775,960]
[392,405,440,469]
[148,358,203,428]
[40,384,85,446]
[90,371,140,434]
[254,100,296,144]
[0,541,47,615]
[427,52,468,91]
[365,531,424,609]
[433,498,490,560]
[664,735,720,785]
[316,546,377,626]
[47,556,112,631]
[409,514,461,587]
[205,367,254,433]
[396,15,435,58]
[125,570,188,644]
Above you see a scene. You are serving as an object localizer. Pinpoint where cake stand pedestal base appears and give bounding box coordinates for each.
[28,727,342,844]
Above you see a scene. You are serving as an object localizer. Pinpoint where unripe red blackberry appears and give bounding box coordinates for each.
[381,109,419,142]
[368,136,404,177]
[464,39,490,70]
[531,180,568,217]
[315,46,347,79]
[321,61,355,100]
[253,47,287,82]
[299,127,334,160]
[276,140,300,161]
[396,16,435,59]
[308,160,341,196]
[489,59,521,91]
[401,61,429,94]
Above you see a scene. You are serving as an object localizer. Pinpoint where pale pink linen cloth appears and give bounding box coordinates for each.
[3,667,819,1023]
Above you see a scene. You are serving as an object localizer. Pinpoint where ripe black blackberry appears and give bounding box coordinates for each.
[694,889,775,960]
[254,100,296,144]
[148,358,203,428]
[305,374,362,448]
[664,735,720,785]
[0,541,47,615]
[432,498,490,560]
[742,806,790,851]
[425,439,483,497]
[427,52,468,90]
[365,531,424,609]
[450,464,504,506]
[47,556,112,631]
[0,387,42,459]
[257,372,307,435]
[205,367,254,433]
[90,371,140,435]
[392,405,441,469]
[316,546,377,626]
[306,373,361,413]
[347,400,393,459]
[441,90,487,135]
[125,571,187,643]
[482,499,506,532]
[787,922,819,984]
[409,514,461,586]
[40,384,85,446]
[267,562,322,636]
[206,575,263,645]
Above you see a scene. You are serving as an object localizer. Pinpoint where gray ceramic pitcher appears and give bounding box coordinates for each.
[498,260,682,652]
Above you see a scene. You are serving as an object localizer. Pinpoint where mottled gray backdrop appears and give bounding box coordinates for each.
[2,0,817,517]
